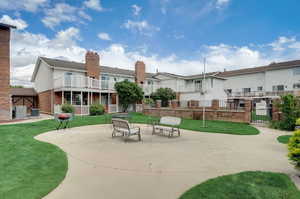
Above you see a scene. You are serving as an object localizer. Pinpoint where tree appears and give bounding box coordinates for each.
[151,88,176,107]
[115,80,144,112]
[10,85,24,88]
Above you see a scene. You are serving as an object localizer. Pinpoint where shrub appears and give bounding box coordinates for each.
[288,120,300,170]
[275,94,300,131]
[143,98,154,106]
[150,88,176,107]
[90,104,105,116]
[61,104,75,113]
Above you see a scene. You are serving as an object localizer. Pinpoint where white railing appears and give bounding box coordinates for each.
[54,75,116,90]
[108,104,117,113]
[227,90,296,98]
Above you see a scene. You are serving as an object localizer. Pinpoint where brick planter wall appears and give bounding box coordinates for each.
[143,99,252,123]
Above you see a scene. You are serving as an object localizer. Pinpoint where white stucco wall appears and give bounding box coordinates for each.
[34,61,53,93]
[224,72,265,92]
[180,78,227,102]
[265,68,300,91]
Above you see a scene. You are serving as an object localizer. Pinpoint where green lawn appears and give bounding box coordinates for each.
[179,171,300,199]
[0,113,259,199]
[277,135,292,144]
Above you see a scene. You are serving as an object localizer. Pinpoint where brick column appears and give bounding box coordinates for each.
[0,27,11,120]
[155,100,161,108]
[171,100,178,108]
[211,99,219,110]
[85,51,100,79]
[135,61,146,85]
[244,100,252,123]
[272,99,281,121]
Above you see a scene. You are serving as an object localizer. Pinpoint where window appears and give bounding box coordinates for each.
[148,80,153,85]
[114,77,118,82]
[293,83,300,89]
[195,80,202,91]
[257,86,263,91]
[293,67,300,75]
[243,88,251,93]
[272,85,285,91]
[101,75,110,81]
[64,72,73,87]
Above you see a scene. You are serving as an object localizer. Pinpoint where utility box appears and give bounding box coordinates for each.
[31,108,40,117]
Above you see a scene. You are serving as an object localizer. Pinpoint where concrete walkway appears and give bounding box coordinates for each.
[0,114,52,125]
[36,125,296,199]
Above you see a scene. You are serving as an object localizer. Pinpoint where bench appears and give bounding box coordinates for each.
[153,116,181,137]
[112,118,141,141]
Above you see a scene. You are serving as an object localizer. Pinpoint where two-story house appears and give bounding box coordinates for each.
[31,51,159,115]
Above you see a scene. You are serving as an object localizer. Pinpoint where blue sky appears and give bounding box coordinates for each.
[1,0,300,85]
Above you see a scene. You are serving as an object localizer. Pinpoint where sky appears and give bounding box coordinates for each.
[1,0,300,86]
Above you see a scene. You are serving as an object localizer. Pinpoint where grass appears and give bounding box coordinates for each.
[277,135,292,144]
[0,113,259,199]
[131,113,259,135]
[179,171,300,199]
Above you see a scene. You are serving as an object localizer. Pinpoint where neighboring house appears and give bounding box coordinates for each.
[218,60,300,99]
[31,52,158,114]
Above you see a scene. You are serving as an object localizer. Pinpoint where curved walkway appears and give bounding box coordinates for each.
[36,124,296,199]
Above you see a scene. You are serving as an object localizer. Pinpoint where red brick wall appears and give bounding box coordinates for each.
[38,90,53,114]
[85,51,100,79]
[135,61,145,84]
[0,28,11,120]
[55,92,62,105]
[143,108,250,123]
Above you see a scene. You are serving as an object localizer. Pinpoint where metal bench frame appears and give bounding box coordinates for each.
[112,118,141,142]
[152,116,181,138]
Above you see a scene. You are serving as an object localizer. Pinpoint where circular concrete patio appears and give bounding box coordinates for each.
[36,124,296,199]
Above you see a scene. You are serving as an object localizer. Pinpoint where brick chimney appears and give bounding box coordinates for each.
[85,51,100,79]
[0,24,15,120]
[135,61,145,85]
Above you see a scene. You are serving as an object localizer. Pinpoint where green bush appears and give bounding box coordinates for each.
[61,104,75,113]
[275,94,300,131]
[150,88,176,107]
[89,104,105,116]
[288,121,300,169]
[143,98,154,105]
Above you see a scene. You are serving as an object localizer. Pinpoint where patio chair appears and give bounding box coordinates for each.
[111,118,141,142]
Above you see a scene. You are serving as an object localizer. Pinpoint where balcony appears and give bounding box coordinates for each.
[227,90,299,98]
[54,75,116,91]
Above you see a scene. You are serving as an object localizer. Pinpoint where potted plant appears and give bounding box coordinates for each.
[143,98,154,109]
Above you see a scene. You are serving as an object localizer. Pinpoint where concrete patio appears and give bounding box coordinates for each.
[36,124,296,199]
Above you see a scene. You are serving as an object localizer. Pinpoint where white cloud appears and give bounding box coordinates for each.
[10,27,85,86]
[84,0,103,11]
[0,15,28,30]
[216,0,230,9]
[269,36,296,51]
[132,5,142,16]
[0,0,47,12]
[42,3,92,29]
[122,20,160,36]
[98,32,111,41]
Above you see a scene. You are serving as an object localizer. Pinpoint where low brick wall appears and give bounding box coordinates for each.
[143,108,250,123]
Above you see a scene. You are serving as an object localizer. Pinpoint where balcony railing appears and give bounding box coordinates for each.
[227,90,297,98]
[54,75,116,90]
